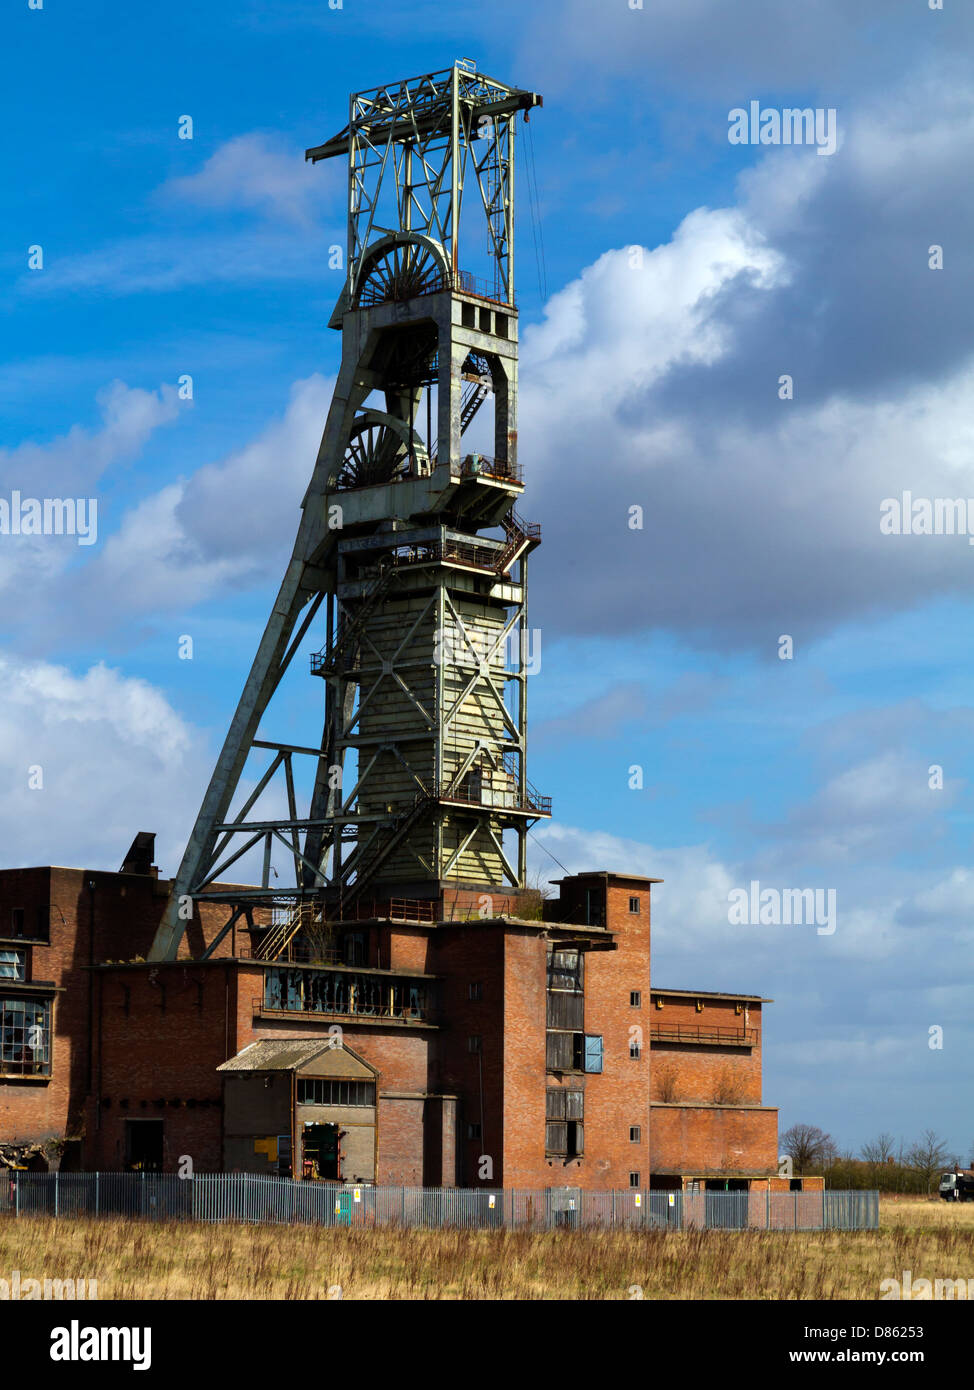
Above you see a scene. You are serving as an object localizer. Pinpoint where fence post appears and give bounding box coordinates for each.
[15,1171,19,1218]
[54,1169,59,1219]
[95,1171,99,1218]
[766,1186,769,1230]
[793,1188,797,1230]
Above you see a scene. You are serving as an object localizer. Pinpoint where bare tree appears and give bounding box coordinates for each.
[905,1130,950,1194]
[780,1123,835,1175]
[861,1132,897,1167]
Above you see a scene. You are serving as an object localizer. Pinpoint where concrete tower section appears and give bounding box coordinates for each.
[149,63,548,962]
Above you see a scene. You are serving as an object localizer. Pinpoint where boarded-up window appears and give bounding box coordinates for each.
[546,1120,566,1154]
[546,1088,583,1119]
[547,949,583,992]
[546,1091,584,1157]
[546,1031,574,1070]
[565,1090,584,1120]
[547,990,584,1030]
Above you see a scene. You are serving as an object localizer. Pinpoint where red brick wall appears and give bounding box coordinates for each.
[650,995,762,1105]
[432,924,507,1184]
[0,869,81,1150]
[88,962,234,1171]
[376,1096,425,1184]
[499,930,548,1187]
[574,885,652,1188]
[383,927,430,973]
[651,1103,778,1176]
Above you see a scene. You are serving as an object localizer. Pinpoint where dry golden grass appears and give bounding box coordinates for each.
[0,1197,971,1300]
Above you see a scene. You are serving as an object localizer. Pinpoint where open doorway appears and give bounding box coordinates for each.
[302,1122,343,1181]
[124,1119,163,1172]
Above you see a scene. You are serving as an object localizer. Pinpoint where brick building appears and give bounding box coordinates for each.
[0,839,820,1193]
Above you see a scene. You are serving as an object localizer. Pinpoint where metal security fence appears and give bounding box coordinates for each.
[1,1174,879,1232]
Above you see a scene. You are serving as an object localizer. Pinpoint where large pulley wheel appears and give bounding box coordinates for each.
[355,240,444,308]
[337,419,412,490]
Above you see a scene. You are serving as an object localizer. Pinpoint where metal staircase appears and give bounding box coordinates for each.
[340,785,435,908]
[310,565,395,678]
[496,510,541,574]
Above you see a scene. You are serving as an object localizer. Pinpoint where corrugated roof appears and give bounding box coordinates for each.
[217,1039,333,1073]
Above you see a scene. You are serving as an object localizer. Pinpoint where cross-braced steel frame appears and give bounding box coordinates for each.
[149,62,544,962]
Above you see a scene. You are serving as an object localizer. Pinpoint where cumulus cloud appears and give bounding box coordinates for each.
[0,382,180,628]
[529,815,974,1149]
[523,0,968,98]
[0,655,201,874]
[1,375,333,651]
[517,74,974,649]
[160,133,330,228]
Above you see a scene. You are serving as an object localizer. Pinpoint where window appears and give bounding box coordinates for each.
[0,951,26,982]
[629,896,640,913]
[277,1133,292,1178]
[546,1032,603,1073]
[466,1122,481,1140]
[547,990,583,1030]
[467,1035,482,1053]
[10,908,24,938]
[0,996,51,1076]
[629,1171,641,1188]
[629,1126,641,1143]
[262,966,428,1020]
[468,981,482,1001]
[629,1039,641,1059]
[583,888,603,926]
[547,949,583,992]
[630,991,641,1008]
[461,302,476,329]
[343,933,366,966]
[546,1089,584,1157]
[296,1078,375,1107]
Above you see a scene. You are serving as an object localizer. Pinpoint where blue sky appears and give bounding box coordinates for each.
[3,0,974,1161]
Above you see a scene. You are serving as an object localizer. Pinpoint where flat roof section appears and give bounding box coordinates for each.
[652,987,772,1004]
[550,871,664,885]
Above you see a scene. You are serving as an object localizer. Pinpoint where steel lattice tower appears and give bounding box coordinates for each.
[151,61,547,962]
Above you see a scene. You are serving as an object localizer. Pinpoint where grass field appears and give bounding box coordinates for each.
[0,1197,971,1300]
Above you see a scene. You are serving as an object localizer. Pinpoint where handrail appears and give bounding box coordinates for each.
[650,1025,758,1048]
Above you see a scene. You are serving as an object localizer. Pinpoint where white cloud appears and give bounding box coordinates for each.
[159,133,331,228]
[515,77,974,647]
[0,655,201,874]
[1,375,333,647]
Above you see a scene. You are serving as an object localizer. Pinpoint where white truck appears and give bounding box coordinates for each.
[938,1168,974,1202]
